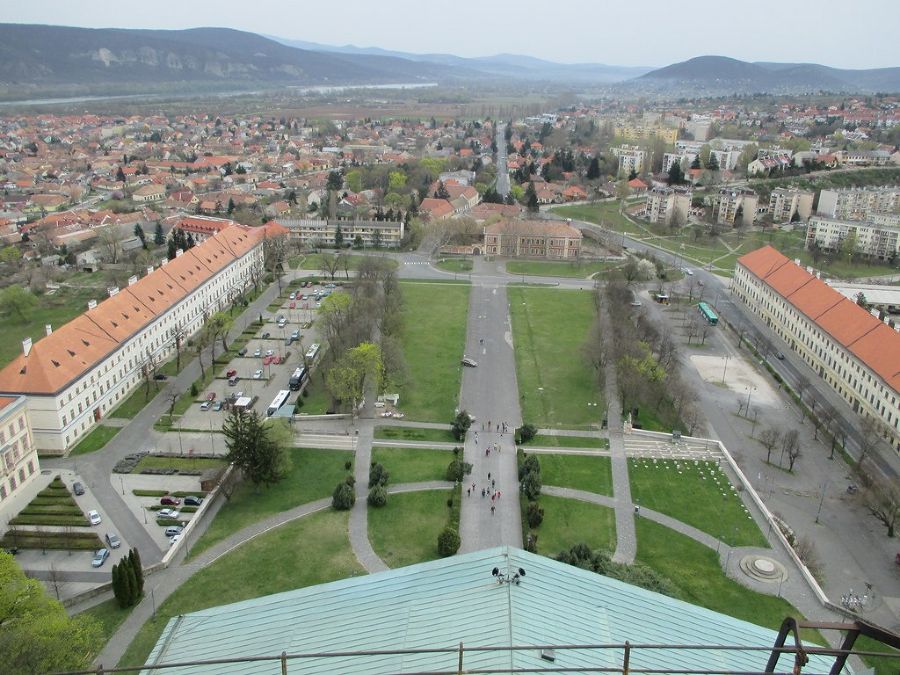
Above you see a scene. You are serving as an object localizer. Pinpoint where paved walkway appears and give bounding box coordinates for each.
[348,420,388,573]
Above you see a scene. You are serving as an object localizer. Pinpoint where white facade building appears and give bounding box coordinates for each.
[611,145,646,176]
[816,187,900,221]
[0,395,40,515]
[806,216,900,261]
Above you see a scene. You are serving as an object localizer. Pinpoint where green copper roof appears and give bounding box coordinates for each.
[144,546,846,674]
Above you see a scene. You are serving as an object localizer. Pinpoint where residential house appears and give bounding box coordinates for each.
[483,219,581,259]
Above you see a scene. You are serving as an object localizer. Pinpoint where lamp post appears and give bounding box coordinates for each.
[721,355,730,384]
[745,386,756,415]
[815,480,829,524]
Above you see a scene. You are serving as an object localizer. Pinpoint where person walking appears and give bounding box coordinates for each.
[491,505,495,515]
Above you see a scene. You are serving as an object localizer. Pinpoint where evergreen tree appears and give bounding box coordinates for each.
[111,562,125,608]
[186,233,195,249]
[667,161,684,186]
[334,223,344,249]
[129,547,144,596]
[115,167,126,183]
[154,222,164,246]
[134,223,146,248]
[525,181,539,212]
[227,198,235,215]
[690,155,702,169]
[706,153,720,171]
[167,238,177,260]
[120,562,135,608]
[586,156,601,180]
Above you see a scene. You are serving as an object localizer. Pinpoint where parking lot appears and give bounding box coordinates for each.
[177,281,331,430]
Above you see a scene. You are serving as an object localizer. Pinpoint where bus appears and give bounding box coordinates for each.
[698,302,718,326]
[266,390,291,417]
[288,366,307,391]
[305,343,320,361]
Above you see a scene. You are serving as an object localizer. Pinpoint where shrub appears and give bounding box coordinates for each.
[519,454,542,501]
[332,481,355,510]
[368,462,389,488]
[446,459,473,483]
[516,423,538,444]
[525,532,538,553]
[190,383,198,397]
[344,460,353,471]
[367,485,387,507]
[526,501,544,528]
[437,527,461,556]
[450,410,472,441]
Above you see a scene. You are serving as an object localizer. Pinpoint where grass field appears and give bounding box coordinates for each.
[536,495,616,557]
[371,447,452,484]
[635,518,819,641]
[295,253,398,273]
[368,489,451,568]
[435,258,473,273]
[69,425,120,456]
[119,509,361,670]
[296,373,332,414]
[628,458,767,548]
[0,282,107,368]
[508,287,602,428]
[397,282,470,421]
[134,455,226,473]
[539,454,614,496]
[506,260,617,279]
[109,382,164,419]
[373,426,456,443]
[525,434,609,449]
[189,448,352,557]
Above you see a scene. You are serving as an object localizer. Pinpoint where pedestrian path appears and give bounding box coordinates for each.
[347,421,389,574]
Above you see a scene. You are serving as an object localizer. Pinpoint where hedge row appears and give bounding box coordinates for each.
[1,533,102,550]
[20,505,84,516]
[9,515,89,527]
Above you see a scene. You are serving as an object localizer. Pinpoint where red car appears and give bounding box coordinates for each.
[263,355,273,366]
[206,392,216,401]
[226,369,237,378]
[289,301,296,309]
[272,355,282,365]
[160,496,182,506]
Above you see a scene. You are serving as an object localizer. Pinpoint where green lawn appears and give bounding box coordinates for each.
[397,282,470,421]
[119,509,362,670]
[134,456,226,473]
[0,282,107,368]
[297,253,398,273]
[435,258,473,273]
[295,374,332,414]
[628,458,767,547]
[368,489,451,568]
[371,447,452,484]
[506,260,616,279]
[526,434,609,449]
[635,518,819,640]
[78,598,132,655]
[69,425,120,456]
[373,426,456,443]
[508,287,603,428]
[539,454,613,496]
[536,495,616,557]
[109,383,164,419]
[553,202,644,235]
[189,448,352,557]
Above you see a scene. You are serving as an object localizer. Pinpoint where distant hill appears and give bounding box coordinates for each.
[0,24,451,89]
[633,55,900,94]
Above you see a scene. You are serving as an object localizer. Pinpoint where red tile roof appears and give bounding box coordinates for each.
[737,245,900,393]
[0,224,265,395]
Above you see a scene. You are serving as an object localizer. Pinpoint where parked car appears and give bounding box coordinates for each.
[277,319,287,328]
[291,329,300,340]
[776,352,785,360]
[228,375,239,386]
[160,496,182,506]
[630,301,642,307]
[289,292,296,300]
[73,481,85,496]
[254,348,262,357]
[461,357,478,367]
[263,355,273,366]
[276,315,285,322]
[207,392,216,401]
[265,349,274,357]
[105,532,121,549]
[262,331,271,339]
[169,534,182,547]
[158,509,180,520]
[289,301,296,309]
[153,373,167,380]
[272,356,282,365]
[164,525,184,537]
[253,369,264,379]
[200,401,211,411]
[92,548,110,567]
[183,495,204,507]
[88,510,102,525]
[213,400,224,411]
[238,347,248,356]
[226,369,237,378]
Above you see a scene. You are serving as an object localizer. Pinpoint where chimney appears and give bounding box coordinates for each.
[22,337,32,357]
[175,248,183,257]
[128,275,138,286]
[108,287,119,298]
[45,324,52,336]
[146,266,154,276]
[87,299,97,310]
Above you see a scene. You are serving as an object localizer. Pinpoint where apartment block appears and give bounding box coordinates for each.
[612,145,646,176]
[734,246,900,453]
[714,189,758,227]
[0,395,40,513]
[644,187,692,227]
[806,216,900,261]
[662,152,697,174]
[769,188,814,223]
[816,187,900,221]
[614,125,678,144]
[0,224,276,453]
[276,218,404,249]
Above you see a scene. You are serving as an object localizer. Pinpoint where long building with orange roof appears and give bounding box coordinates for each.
[734,245,900,453]
[0,223,279,454]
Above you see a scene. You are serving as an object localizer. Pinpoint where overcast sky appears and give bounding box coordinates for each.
[5,0,899,70]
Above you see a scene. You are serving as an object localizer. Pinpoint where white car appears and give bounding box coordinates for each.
[265,349,274,357]
[169,533,182,547]
[253,348,262,358]
[88,509,102,526]
[158,508,180,520]
[253,369,263,379]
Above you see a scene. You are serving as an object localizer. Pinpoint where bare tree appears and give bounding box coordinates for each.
[759,427,782,464]
[96,225,123,264]
[786,443,802,472]
[780,429,800,468]
[864,476,899,537]
[795,374,810,406]
[166,389,180,419]
[320,252,341,281]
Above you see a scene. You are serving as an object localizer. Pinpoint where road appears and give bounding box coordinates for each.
[495,123,510,198]
[572,217,899,482]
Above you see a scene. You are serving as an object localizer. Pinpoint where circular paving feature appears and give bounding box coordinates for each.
[739,555,787,583]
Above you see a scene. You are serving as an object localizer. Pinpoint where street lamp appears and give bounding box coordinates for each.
[721,355,730,384]
[745,386,757,415]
